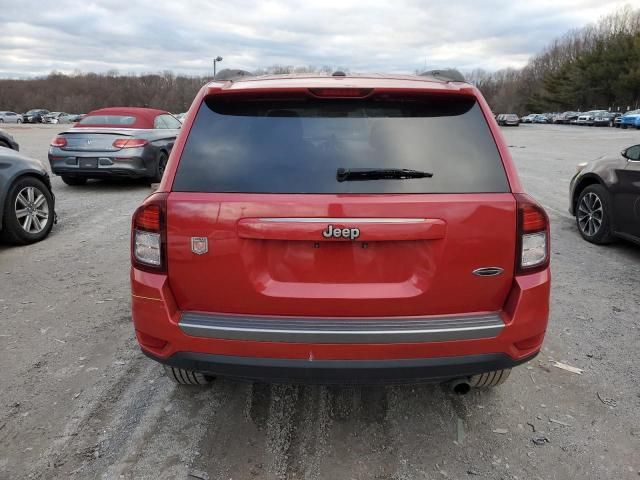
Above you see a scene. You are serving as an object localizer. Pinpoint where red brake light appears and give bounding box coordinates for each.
[113,138,149,149]
[520,205,547,233]
[50,136,67,147]
[308,88,373,98]
[135,204,161,231]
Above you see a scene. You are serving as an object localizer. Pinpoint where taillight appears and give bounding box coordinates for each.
[131,193,168,272]
[113,138,149,149]
[515,193,550,274]
[50,136,67,147]
[308,88,373,98]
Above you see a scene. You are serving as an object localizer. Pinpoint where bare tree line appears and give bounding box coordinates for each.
[0,7,638,115]
[472,6,640,114]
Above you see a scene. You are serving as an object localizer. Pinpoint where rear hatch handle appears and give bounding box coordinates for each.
[237,218,446,241]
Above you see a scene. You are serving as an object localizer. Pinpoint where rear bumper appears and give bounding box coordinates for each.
[144,349,537,384]
[131,267,550,382]
[48,149,154,178]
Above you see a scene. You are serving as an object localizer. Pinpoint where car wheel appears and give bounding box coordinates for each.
[0,119,4,123]
[163,365,213,385]
[576,185,614,244]
[152,151,168,183]
[469,368,511,388]
[1,177,54,245]
[61,175,87,186]
[16,118,22,124]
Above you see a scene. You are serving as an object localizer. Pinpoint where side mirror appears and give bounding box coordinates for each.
[622,145,640,161]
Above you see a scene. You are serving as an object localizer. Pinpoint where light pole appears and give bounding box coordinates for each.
[213,56,223,78]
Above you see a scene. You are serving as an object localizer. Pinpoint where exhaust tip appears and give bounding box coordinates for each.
[449,378,471,395]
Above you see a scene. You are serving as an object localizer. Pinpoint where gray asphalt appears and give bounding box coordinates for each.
[0,123,639,480]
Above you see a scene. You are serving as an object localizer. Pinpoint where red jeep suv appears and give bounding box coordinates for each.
[130,71,550,390]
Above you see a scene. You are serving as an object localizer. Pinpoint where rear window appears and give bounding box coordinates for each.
[79,115,136,126]
[173,96,509,194]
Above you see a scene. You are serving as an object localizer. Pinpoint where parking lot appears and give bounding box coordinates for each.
[1,123,639,479]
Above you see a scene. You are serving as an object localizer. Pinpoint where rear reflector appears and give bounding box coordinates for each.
[308,88,373,98]
[50,136,67,147]
[515,194,550,273]
[113,138,149,149]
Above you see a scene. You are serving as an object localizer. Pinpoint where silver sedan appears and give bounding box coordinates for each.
[0,111,23,124]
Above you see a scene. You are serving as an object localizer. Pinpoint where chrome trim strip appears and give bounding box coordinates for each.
[179,312,504,344]
[472,267,505,277]
[257,217,427,224]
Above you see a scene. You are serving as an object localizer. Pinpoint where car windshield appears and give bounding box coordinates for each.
[79,115,136,126]
[173,96,509,194]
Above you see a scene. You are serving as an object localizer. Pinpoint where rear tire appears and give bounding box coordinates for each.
[576,184,614,244]
[61,175,87,186]
[469,368,511,388]
[163,365,213,385]
[16,118,22,124]
[152,152,168,183]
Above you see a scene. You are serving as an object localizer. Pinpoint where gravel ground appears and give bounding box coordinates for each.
[0,123,639,480]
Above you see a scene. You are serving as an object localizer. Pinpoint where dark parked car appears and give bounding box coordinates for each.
[497,114,520,126]
[0,148,55,244]
[0,129,19,150]
[22,109,50,124]
[592,112,618,127]
[570,144,640,245]
[48,107,181,185]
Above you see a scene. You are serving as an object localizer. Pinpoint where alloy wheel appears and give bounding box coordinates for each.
[14,186,49,234]
[577,192,603,237]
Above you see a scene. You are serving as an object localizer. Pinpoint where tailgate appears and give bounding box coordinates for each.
[167,193,516,317]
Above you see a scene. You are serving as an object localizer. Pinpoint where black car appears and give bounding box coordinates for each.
[570,144,640,245]
[22,109,50,124]
[48,107,180,185]
[0,148,55,244]
[0,129,19,150]
[593,112,619,127]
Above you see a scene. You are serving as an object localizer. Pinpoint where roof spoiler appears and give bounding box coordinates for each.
[213,69,255,82]
[419,69,466,83]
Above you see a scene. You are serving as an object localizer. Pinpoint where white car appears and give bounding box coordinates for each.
[576,110,608,126]
[0,111,23,124]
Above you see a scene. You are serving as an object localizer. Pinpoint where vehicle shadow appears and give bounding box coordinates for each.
[57,177,153,191]
[180,377,516,479]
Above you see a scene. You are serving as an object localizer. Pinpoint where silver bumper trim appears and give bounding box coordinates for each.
[179,312,504,344]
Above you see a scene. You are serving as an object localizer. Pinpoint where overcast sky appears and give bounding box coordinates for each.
[0,0,631,78]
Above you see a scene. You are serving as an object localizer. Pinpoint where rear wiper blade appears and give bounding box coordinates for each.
[336,168,433,182]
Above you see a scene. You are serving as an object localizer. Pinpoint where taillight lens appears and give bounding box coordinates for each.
[113,138,149,149]
[50,136,67,147]
[515,194,550,273]
[131,194,167,272]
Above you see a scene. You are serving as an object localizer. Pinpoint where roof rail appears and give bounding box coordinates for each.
[419,69,466,83]
[213,69,255,82]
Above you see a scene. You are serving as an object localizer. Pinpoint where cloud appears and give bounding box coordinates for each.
[0,0,632,77]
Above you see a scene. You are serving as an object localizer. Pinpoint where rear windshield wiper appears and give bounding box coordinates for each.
[336,168,434,182]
